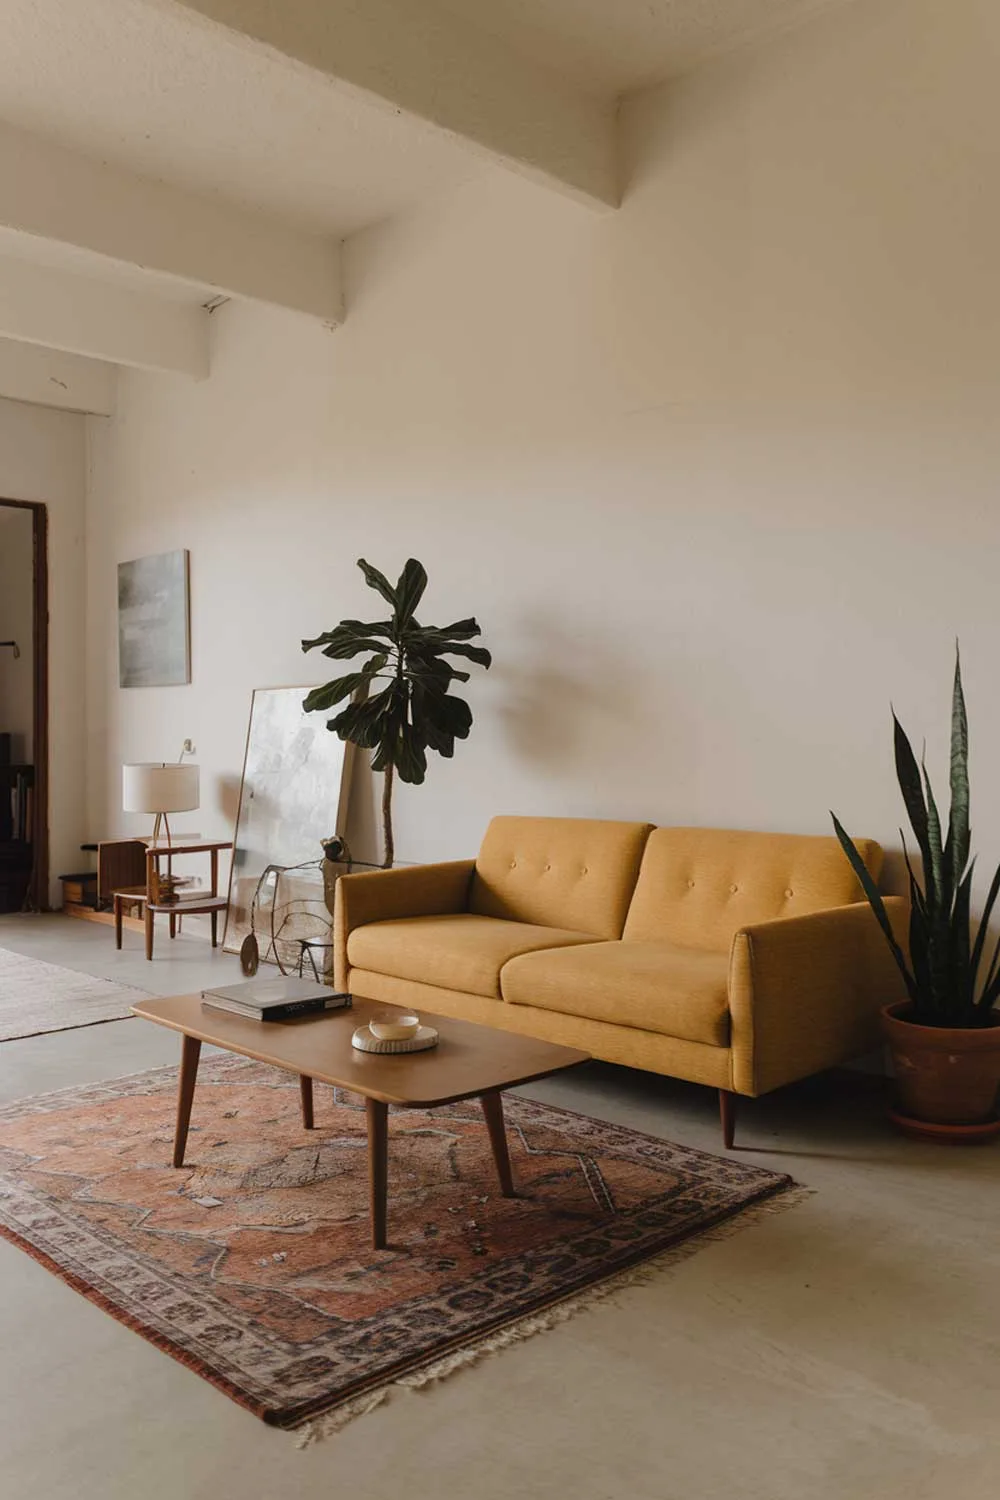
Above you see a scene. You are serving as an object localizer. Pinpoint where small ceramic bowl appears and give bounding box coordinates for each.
[369,1012,420,1042]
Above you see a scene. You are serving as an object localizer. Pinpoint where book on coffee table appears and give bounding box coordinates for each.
[201,977,353,1021]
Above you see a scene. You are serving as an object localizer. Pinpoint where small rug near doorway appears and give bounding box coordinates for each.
[0,945,147,1040]
[0,1056,803,1438]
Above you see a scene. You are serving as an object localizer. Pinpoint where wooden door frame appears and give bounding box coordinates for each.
[0,497,49,910]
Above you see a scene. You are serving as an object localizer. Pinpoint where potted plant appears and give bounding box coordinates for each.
[302,558,490,867]
[833,648,1000,1140]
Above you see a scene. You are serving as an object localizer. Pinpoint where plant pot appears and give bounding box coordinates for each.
[881,1002,1000,1128]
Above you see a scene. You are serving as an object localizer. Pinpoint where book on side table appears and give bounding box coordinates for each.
[201,977,353,1021]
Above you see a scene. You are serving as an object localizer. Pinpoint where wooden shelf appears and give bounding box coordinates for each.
[0,764,34,785]
[146,895,228,915]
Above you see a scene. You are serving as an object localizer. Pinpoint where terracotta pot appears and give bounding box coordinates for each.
[881,1002,1000,1126]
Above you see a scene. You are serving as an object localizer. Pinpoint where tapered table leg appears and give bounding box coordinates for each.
[366,1097,389,1249]
[481,1090,516,1197]
[299,1075,314,1129]
[173,1035,202,1167]
[144,905,154,961]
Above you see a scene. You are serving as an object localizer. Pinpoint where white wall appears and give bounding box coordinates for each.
[0,398,88,899]
[85,0,1000,899]
[0,504,34,763]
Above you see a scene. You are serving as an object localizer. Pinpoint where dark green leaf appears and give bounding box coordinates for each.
[893,713,933,904]
[831,814,917,1002]
[328,686,395,742]
[357,558,398,608]
[302,619,394,649]
[303,621,393,660]
[406,618,482,643]
[422,692,473,739]
[404,660,470,687]
[899,831,926,913]
[946,643,970,888]
[393,559,428,629]
[980,929,1000,1010]
[395,726,428,785]
[907,882,933,1004]
[334,619,397,641]
[970,860,1000,999]
[420,640,492,669]
[921,762,945,904]
[921,760,952,1011]
[302,655,388,713]
[949,863,974,1016]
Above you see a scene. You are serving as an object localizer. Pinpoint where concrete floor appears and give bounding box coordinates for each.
[0,913,997,1500]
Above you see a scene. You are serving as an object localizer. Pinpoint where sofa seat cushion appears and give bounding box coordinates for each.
[346,914,599,1000]
[501,941,730,1047]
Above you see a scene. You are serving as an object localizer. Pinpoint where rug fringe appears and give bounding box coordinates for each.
[295,1388,388,1443]
[295,1183,813,1447]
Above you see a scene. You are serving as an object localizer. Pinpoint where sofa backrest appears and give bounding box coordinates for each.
[469,816,654,939]
[623,827,883,951]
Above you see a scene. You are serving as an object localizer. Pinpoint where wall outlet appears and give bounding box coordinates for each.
[182,739,195,755]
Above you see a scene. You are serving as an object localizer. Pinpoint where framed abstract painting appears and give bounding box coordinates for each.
[117,549,191,688]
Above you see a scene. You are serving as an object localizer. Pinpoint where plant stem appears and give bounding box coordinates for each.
[381,761,394,868]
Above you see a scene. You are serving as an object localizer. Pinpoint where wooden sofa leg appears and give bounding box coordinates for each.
[719,1090,737,1149]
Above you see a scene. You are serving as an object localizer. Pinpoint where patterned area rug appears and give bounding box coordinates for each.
[0,945,147,1040]
[0,1056,800,1436]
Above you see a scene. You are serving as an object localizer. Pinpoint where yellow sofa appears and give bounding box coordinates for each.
[334,816,908,1145]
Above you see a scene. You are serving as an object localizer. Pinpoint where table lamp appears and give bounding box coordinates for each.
[122,762,200,845]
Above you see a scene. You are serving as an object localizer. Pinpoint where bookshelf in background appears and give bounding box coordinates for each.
[0,761,33,913]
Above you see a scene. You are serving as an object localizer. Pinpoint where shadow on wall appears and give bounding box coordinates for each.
[216,774,242,827]
[494,613,661,784]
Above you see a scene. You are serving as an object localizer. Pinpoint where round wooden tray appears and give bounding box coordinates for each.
[351,1024,439,1055]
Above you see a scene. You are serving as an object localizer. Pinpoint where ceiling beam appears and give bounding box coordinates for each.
[0,258,209,378]
[0,340,115,416]
[0,122,342,324]
[164,0,618,209]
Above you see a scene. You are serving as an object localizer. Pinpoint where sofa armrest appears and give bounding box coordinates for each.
[333,861,476,992]
[728,897,909,1096]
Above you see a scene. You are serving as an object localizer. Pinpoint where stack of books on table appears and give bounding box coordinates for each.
[201,977,353,1021]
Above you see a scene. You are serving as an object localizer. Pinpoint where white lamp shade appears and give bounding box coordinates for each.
[122,763,200,814]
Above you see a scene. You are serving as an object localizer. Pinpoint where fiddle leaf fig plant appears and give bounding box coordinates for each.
[832,646,1000,1029]
[302,558,490,867]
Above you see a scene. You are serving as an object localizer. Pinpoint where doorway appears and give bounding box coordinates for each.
[0,499,48,911]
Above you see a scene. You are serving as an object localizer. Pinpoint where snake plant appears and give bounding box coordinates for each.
[833,647,1000,1028]
[302,558,490,867]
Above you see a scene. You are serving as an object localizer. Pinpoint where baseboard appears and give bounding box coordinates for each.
[63,903,145,933]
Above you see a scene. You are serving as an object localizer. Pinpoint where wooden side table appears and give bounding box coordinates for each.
[113,886,147,949]
[142,839,233,960]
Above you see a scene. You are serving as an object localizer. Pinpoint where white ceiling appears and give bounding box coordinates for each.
[0,0,854,236]
[0,227,210,305]
[0,0,858,400]
[441,0,853,95]
[0,0,485,238]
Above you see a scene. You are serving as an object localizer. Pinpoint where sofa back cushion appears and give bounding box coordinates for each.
[469,816,654,940]
[623,827,883,951]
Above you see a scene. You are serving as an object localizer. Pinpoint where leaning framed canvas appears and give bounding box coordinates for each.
[117,549,191,688]
[223,686,355,972]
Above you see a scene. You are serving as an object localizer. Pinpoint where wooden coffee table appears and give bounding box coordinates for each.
[131,994,590,1249]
